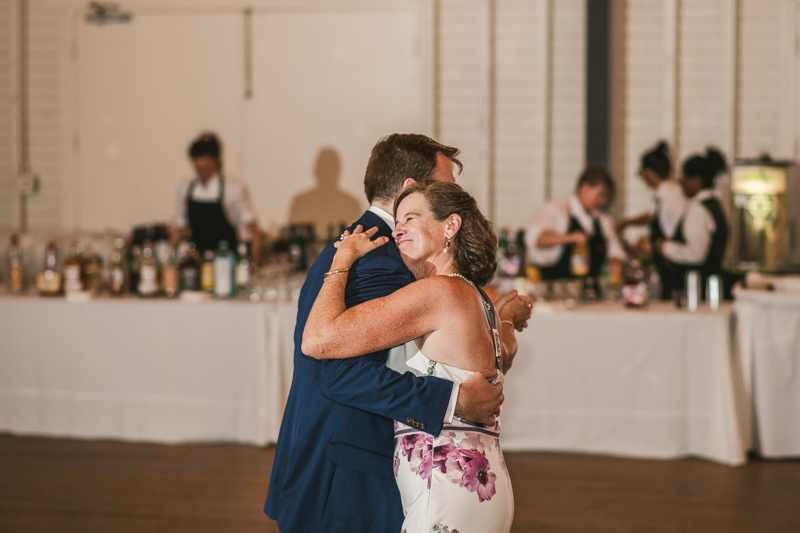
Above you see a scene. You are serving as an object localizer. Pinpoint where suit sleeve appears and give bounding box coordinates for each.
[319,254,454,436]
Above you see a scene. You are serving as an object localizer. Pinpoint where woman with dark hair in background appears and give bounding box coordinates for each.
[655,147,729,299]
[617,141,686,299]
[525,166,627,285]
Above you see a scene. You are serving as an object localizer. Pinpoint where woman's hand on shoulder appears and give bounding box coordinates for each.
[332,225,390,267]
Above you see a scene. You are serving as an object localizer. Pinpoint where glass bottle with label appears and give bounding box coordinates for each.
[200,249,215,293]
[213,240,235,299]
[571,240,590,277]
[161,246,180,298]
[7,234,26,294]
[128,243,142,295]
[37,241,62,296]
[622,259,648,308]
[235,241,250,300]
[179,242,201,292]
[82,245,104,295]
[63,243,84,294]
[137,240,160,297]
[108,238,128,296]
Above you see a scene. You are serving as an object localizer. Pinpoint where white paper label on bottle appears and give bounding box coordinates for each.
[214,258,233,297]
[139,264,159,295]
[236,264,249,286]
[64,264,83,292]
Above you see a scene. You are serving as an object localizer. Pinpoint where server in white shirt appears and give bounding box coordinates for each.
[525,166,626,282]
[655,147,728,299]
[171,132,261,265]
[617,141,686,299]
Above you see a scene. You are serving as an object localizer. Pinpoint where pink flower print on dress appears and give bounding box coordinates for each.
[393,453,400,477]
[460,452,497,502]
[399,433,421,461]
[432,439,456,474]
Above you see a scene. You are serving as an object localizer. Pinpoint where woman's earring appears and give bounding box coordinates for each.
[443,238,451,253]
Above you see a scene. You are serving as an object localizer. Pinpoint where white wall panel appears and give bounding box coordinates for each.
[0,1,14,229]
[678,0,730,161]
[439,0,490,209]
[549,0,585,199]
[739,0,782,159]
[494,0,548,229]
[25,0,61,230]
[624,0,670,218]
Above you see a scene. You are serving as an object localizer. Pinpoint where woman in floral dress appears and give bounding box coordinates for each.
[304,181,529,533]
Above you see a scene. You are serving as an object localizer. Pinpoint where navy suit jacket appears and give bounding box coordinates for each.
[265,210,453,533]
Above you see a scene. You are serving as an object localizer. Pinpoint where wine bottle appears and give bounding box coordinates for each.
[213,240,234,299]
[37,241,62,296]
[137,240,160,297]
[7,234,26,294]
[108,238,128,296]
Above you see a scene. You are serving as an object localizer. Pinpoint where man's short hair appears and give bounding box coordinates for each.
[363,133,462,204]
[575,165,615,201]
[189,132,222,159]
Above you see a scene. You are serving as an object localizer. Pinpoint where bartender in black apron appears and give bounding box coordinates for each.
[171,133,261,263]
[656,147,729,300]
[525,166,626,286]
[616,141,686,300]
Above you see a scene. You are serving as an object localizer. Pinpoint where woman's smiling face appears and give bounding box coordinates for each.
[393,192,448,272]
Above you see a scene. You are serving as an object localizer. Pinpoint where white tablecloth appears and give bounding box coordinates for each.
[501,301,749,466]
[0,296,297,445]
[734,289,800,458]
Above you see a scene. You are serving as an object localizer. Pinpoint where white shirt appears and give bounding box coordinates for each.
[525,194,626,267]
[173,173,257,229]
[652,180,687,239]
[373,204,459,423]
[661,189,718,265]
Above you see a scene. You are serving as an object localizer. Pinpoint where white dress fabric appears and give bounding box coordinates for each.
[388,340,514,533]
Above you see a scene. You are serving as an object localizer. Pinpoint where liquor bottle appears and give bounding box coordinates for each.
[571,240,590,277]
[108,238,128,296]
[200,249,215,293]
[37,241,62,296]
[235,241,250,300]
[496,228,509,277]
[161,246,180,298]
[179,242,201,292]
[622,259,648,308]
[63,243,84,294]
[82,245,104,294]
[7,234,26,294]
[137,240,160,297]
[128,243,142,295]
[288,225,307,272]
[213,240,234,299]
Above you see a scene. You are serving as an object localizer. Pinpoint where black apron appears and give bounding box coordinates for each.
[669,195,728,300]
[186,175,239,256]
[649,198,673,300]
[539,215,607,281]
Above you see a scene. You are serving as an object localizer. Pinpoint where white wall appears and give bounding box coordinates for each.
[2,0,800,234]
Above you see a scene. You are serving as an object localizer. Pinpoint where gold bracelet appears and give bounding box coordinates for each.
[501,320,514,328]
[323,267,350,279]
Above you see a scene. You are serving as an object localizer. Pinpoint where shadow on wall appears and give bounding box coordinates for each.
[288,147,363,236]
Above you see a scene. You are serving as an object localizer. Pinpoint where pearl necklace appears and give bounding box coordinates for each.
[447,272,476,289]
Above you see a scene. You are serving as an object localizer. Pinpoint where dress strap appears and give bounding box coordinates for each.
[476,286,503,372]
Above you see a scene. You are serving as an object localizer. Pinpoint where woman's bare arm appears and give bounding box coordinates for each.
[302,226,447,360]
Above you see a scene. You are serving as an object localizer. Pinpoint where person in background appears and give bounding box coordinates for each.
[655,147,729,299]
[525,166,626,283]
[617,141,686,299]
[171,132,261,265]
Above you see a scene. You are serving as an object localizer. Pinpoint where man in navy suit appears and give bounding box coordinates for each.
[265,134,504,533]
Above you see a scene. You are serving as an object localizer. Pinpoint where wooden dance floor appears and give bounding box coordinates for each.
[1,434,798,532]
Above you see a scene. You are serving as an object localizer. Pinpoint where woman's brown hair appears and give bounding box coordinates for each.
[394,181,497,287]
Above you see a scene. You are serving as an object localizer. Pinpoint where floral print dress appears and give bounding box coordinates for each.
[387,340,514,533]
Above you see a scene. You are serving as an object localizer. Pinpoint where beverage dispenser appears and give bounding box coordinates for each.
[729,158,800,272]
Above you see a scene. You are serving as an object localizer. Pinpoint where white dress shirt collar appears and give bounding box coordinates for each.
[567,194,597,235]
[369,205,395,230]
